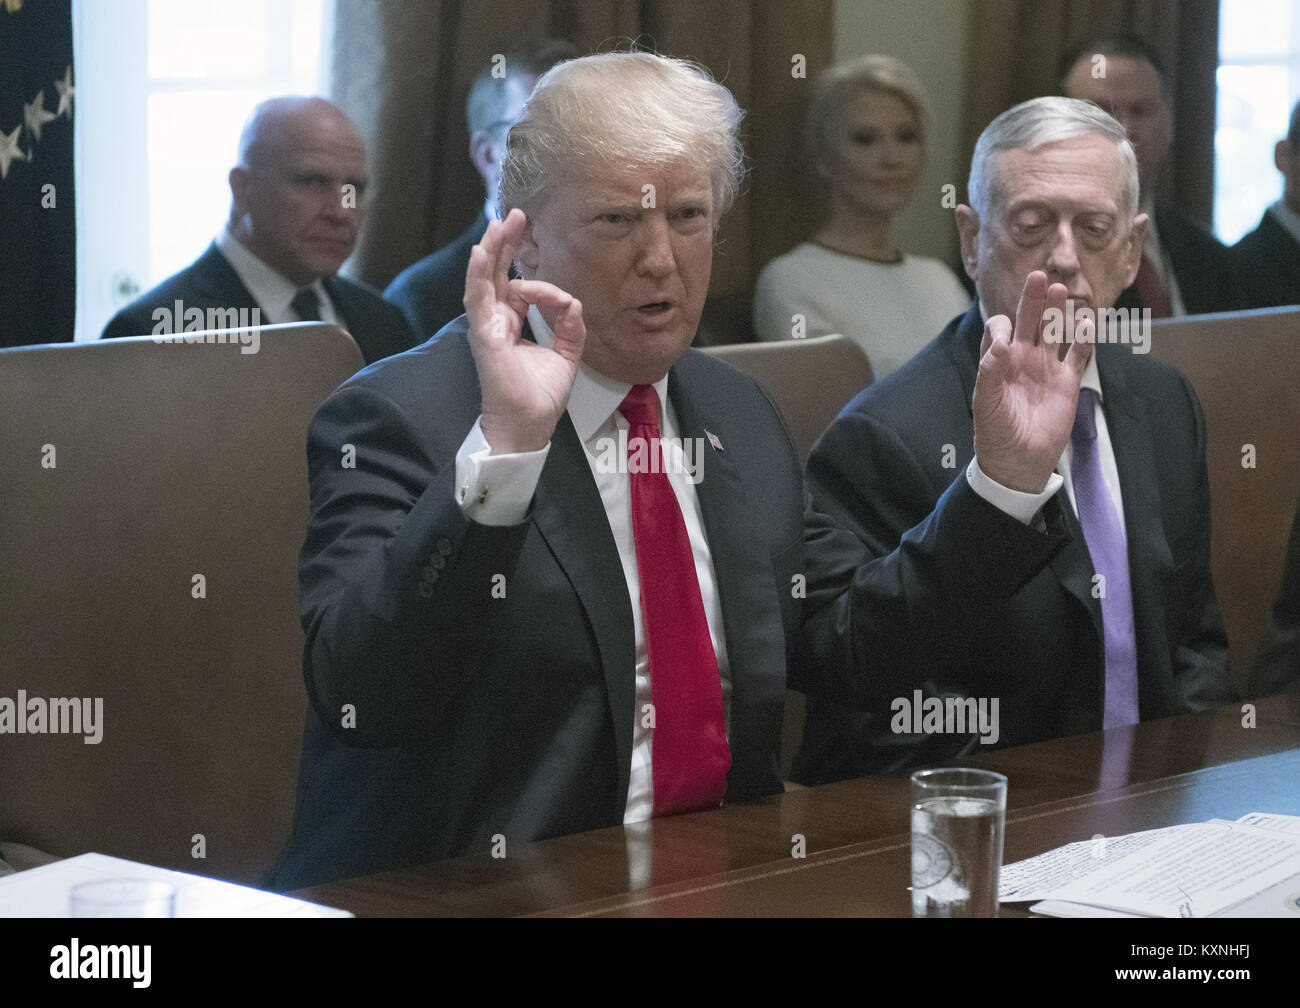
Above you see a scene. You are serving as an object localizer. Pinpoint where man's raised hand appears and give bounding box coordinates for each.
[464,208,586,455]
[972,271,1094,493]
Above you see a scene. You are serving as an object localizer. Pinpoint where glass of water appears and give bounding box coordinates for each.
[910,768,1007,917]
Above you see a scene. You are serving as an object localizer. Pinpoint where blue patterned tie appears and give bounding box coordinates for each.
[1071,387,1139,728]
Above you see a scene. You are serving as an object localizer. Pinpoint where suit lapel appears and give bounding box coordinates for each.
[1047,489,1104,638]
[1095,344,1174,712]
[194,243,262,311]
[668,359,785,791]
[529,371,637,809]
[323,276,360,333]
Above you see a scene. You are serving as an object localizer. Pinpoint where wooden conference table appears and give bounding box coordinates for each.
[292,691,1300,917]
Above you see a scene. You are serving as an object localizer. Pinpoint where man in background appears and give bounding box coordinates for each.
[793,97,1236,785]
[1235,99,1300,308]
[1061,33,1244,316]
[102,96,413,365]
[384,38,577,340]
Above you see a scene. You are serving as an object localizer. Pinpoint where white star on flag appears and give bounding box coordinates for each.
[54,66,75,119]
[0,124,26,181]
[24,90,57,143]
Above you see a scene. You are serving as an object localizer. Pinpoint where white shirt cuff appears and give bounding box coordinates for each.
[453,418,550,526]
[966,457,1063,526]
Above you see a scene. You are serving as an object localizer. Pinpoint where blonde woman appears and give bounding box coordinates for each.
[754,55,969,379]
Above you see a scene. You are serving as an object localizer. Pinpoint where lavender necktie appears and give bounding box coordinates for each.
[1071,387,1139,728]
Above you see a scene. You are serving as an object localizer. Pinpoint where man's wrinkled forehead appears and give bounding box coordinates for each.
[986,138,1126,215]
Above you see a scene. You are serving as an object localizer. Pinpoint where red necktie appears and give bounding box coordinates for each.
[619,385,731,815]
[1135,253,1173,319]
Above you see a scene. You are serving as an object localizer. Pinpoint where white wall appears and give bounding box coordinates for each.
[834,0,972,268]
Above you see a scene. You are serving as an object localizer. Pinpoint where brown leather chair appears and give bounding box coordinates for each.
[0,324,363,884]
[1149,307,1300,678]
[703,333,873,464]
[703,334,874,778]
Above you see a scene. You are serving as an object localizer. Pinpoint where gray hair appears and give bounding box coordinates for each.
[967,96,1138,219]
[802,54,930,175]
[498,51,745,228]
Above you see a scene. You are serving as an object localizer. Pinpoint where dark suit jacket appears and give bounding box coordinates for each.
[1116,206,1245,315]
[1250,495,1300,696]
[1233,209,1300,309]
[791,304,1236,784]
[384,212,489,341]
[100,243,414,366]
[269,319,809,889]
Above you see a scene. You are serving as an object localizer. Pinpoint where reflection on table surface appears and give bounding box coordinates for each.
[290,691,1300,917]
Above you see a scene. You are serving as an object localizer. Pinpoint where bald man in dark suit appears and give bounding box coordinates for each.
[102,96,412,365]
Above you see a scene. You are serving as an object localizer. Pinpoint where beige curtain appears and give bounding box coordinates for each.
[330,0,834,315]
[962,0,1220,223]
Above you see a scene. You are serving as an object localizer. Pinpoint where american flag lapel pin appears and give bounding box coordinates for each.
[705,429,724,453]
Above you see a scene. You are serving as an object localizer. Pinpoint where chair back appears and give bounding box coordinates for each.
[0,324,363,883]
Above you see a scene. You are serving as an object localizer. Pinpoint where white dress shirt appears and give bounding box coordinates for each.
[215,228,339,325]
[454,306,729,826]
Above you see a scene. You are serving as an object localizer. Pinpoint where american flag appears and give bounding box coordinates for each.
[1,0,75,348]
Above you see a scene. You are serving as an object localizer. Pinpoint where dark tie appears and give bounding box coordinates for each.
[1135,253,1173,319]
[1071,387,1140,728]
[290,287,321,322]
[619,385,730,816]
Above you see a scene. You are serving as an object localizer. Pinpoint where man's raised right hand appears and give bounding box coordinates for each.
[464,208,586,455]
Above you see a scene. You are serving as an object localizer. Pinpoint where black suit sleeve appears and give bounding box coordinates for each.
[793,411,1068,709]
[299,384,529,748]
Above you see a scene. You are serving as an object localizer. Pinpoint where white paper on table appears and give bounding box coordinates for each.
[999,824,1188,901]
[0,853,351,918]
[1235,811,1300,836]
[1000,814,1300,917]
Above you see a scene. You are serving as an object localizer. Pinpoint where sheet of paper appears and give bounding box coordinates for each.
[0,853,351,917]
[1236,811,1300,836]
[1000,824,1186,901]
[1001,813,1300,917]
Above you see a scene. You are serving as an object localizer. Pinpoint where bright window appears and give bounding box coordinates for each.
[1215,0,1300,244]
[74,0,330,341]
